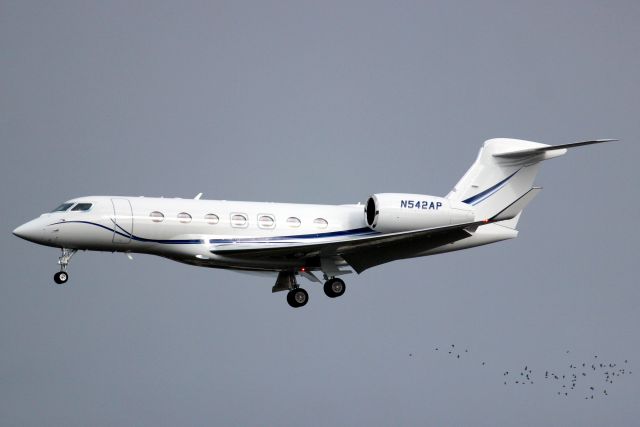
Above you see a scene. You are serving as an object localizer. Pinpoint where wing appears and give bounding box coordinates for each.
[210,220,486,273]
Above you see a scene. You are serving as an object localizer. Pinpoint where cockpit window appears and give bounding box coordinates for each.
[71,203,93,211]
[52,203,74,212]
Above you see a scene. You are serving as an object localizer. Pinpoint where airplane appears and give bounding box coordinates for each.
[12,137,616,308]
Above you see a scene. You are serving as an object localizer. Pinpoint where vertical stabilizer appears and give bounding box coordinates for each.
[447,138,616,228]
[446,138,559,226]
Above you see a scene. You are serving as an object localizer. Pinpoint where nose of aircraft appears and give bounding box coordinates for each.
[13,220,42,242]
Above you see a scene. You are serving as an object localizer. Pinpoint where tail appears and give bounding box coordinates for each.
[446,138,617,228]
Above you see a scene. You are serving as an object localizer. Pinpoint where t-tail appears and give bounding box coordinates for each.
[446,138,617,228]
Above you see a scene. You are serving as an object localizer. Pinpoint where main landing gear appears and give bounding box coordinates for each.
[276,271,347,308]
[286,288,309,308]
[323,277,346,298]
[53,248,76,284]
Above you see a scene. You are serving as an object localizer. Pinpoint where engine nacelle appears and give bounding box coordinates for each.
[365,193,475,233]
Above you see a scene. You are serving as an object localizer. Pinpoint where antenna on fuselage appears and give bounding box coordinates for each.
[194,193,203,200]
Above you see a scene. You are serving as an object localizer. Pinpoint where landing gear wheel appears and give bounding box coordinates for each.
[54,271,68,284]
[323,278,346,298]
[287,288,309,308]
[54,248,76,285]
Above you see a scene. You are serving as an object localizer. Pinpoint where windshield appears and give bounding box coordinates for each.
[51,203,74,212]
[71,203,92,211]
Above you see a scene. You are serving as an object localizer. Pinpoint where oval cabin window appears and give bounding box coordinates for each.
[286,217,301,228]
[178,212,192,223]
[231,213,248,228]
[258,215,275,229]
[313,218,328,229]
[150,211,165,223]
[205,213,219,225]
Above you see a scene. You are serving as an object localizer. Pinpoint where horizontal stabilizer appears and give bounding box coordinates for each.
[491,187,542,221]
[493,139,618,159]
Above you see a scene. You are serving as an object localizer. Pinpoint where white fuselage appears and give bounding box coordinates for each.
[13,195,516,273]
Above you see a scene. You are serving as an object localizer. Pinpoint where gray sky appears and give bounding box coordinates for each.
[1,1,639,425]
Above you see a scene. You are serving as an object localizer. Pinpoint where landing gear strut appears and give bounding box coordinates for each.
[323,277,346,298]
[54,248,76,284]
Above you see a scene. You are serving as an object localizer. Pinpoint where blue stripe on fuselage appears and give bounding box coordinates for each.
[48,220,376,245]
[462,169,521,206]
[208,227,376,244]
[48,220,204,244]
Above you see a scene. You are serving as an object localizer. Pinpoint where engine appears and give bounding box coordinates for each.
[365,193,475,233]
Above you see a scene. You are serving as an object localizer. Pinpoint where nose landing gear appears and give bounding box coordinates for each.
[54,271,68,284]
[53,248,76,284]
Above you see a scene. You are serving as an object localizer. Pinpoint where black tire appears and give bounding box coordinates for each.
[53,271,68,284]
[287,288,308,308]
[286,290,296,307]
[324,278,346,298]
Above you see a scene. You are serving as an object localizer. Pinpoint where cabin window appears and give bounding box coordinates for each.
[258,214,275,229]
[231,213,248,228]
[150,211,165,222]
[178,212,192,223]
[205,213,219,225]
[52,203,74,212]
[71,203,93,211]
[313,218,328,229]
[286,217,301,228]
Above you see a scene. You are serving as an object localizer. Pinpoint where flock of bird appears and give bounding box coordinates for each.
[416,345,633,400]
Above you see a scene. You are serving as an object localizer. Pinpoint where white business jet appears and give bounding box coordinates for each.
[13,138,615,307]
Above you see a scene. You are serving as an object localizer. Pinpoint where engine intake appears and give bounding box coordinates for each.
[364,193,475,233]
